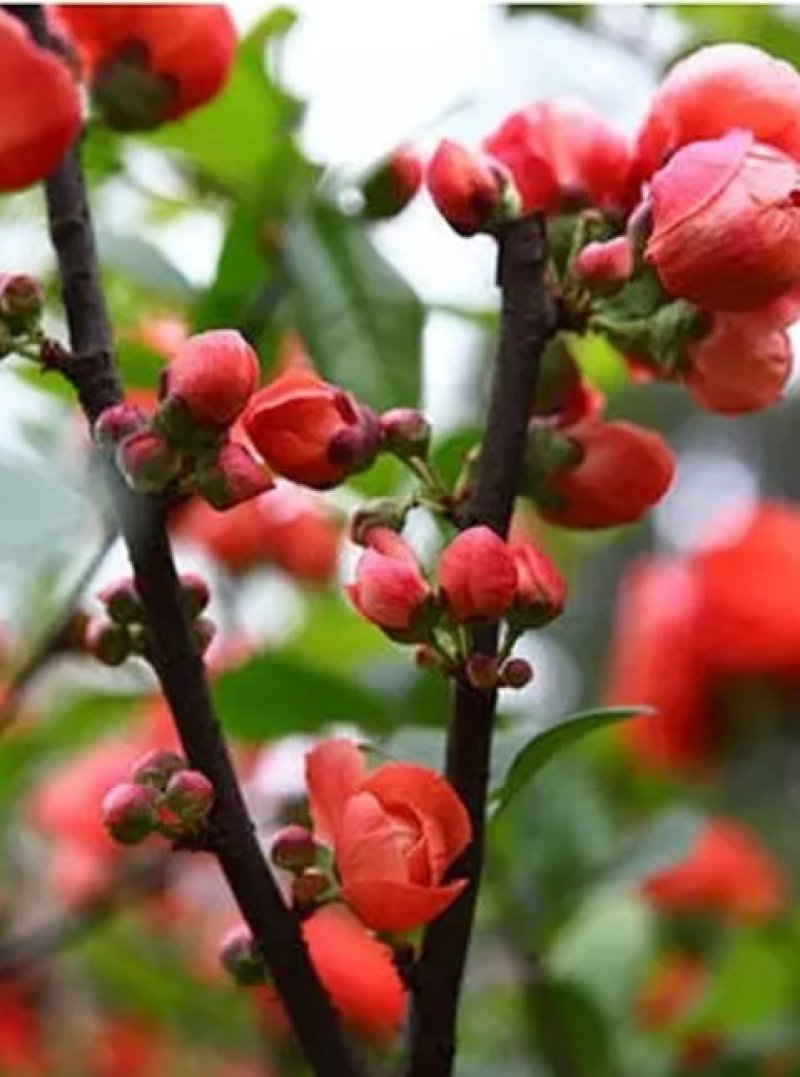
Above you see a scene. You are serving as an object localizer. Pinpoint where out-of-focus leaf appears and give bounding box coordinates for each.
[492,706,645,817]
[528,978,614,1077]
[694,932,795,1033]
[602,808,705,887]
[0,455,90,569]
[291,593,396,671]
[116,339,165,391]
[567,331,629,395]
[431,427,481,489]
[672,6,800,65]
[97,233,194,303]
[284,201,424,410]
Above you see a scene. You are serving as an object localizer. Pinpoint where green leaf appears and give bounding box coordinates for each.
[492,706,646,817]
[529,979,614,1077]
[283,200,424,409]
[694,932,795,1033]
[116,339,165,391]
[602,809,705,888]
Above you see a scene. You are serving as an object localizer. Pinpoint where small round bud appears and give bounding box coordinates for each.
[94,403,149,448]
[271,825,317,873]
[501,657,534,689]
[0,273,44,330]
[466,653,500,690]
[162,769,215,824]
[85,619,131,667]
[179,573,211,618]
[414,644,440,670]
[218,926,266,986]
[292,867,330,910]
[98,577,143,625]
[361,144,423,220]
[192,440,274,510]
[131,748,186,791]
[190,615,216,657]
[574,236,633,289]
[117,429,180,494]
[380,408,431,461]
[101,782,158,845]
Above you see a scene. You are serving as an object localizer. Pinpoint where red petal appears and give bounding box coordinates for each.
[343,877,467,933]
[305,739,366,843]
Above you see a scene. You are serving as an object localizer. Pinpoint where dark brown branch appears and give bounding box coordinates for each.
[407,215,557,1077]
[7,9,365,1077]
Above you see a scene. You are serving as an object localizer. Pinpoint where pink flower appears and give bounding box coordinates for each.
[439,526,518,622]
[347,529,431,631]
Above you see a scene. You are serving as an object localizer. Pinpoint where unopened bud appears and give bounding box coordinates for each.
[131,748,186,791]
[85,619,131,667]
[193,440,274,511]
[380,408,431,461]
[350,497,409,546]
[574,236,633,289]
[98,577,142,625]
[427,139,515,236]
[0,273,44,331]
[179,573,211,618]
[361,144,423,220]
[501,657,534,689]
[163,769,215,824]
[101,781,158,845]
[117,429,180,494]
[292,867,330,910]
[414,644,440,670]
[327,405,384,475]
[219,926,266,986]
[94,403,149,448]
[466,653,500,690]
[271,824,317,873]
[190,615,216,657]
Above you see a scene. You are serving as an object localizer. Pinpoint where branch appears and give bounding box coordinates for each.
[7,10,365,1077]
[407,215,557,1077]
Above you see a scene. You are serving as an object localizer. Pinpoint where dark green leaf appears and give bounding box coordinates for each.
[492,706,646,817]
[284,201,424,410]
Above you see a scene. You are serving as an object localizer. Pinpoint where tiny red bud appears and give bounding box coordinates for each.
[162,768,215,824]
[85,619,131,667]
[379,408,431,460]
[179,573,211,618]
[0,273,44,329]
[414,644,440,670]
[117,429,180,494]
[131,748,186,791]
[466,653,500,690]
[190,615,216,657]
[574,236,633,287]
[94,403,149,448]
[426,140,512,236]
[501,657,533,689]
[218,926,266,986]
[361,144,423,220]
[101,781,158,845]
[271,824,317,873]
[292,867,330,910]
[193,440,274,510]
[98,577,143,625]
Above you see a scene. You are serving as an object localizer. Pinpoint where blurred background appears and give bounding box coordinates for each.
[2,4,800,1075]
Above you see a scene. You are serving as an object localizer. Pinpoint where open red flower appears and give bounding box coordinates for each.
[243,369,382,489]
[646,131,800,311]
[306,739,470,933]
[0,12,81,192]
[56,5,235,128]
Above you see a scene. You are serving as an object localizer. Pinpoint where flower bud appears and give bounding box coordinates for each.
[292,867,330,910]
[131,748,186,791]
[117,429,180,494]
[218,925,266,986]
[271,824,317,873]
[509,543,567,628]
[426,139,513,236]
[361,143,423,220]
[243,369,383,489]
[0,273,44,330]
[346,528,432,632]
[414,644,441,670]
[161,329,260,428]
[192,440,274,511]
[101,781,158,845]
[162,768,215,824]
[439,526,517,623]
[85,619,131,667]
[350,497,410,546]
[575,237,633,288]
[94,403,149,448]
[98,577,142,625]
[179,573,211,618]
[466,653,499,690]
[190,616,216,657]
[501,657,533,689]
[379,408,431,460]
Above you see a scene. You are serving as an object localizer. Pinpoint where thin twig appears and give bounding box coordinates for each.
[407,215,557,1077]
[6,9,365,1077]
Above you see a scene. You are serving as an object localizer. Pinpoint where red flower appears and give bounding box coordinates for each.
[193,439,273,510]
[540,420,675,530]
[362,143,423,220]
[634,43,800,181]
[243,369,382,489]
[509,541,566,626]
[641,819,787,922]
[686,308,792,415]
[56,5,235,127]
[484,98,633,213]
[347,528,431,631]
[162,330,260,428]
[439,526,518,622]
[0,12,81,191]
[426,139,507,235]
[645,130,800,312]
[306,738,470,933]
[636,953,708,1030]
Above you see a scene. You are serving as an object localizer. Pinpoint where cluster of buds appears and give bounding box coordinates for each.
[85,573,214,666]
[95,329,273,508]
[270,824,333,913]
[101,748,215,846]
[347,524,565,691]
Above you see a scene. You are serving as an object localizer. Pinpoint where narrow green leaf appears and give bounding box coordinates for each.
[492,706,647,817]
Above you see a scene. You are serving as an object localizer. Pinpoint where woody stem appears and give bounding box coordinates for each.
[406,215,557,1077]
[7,8,366,1077]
